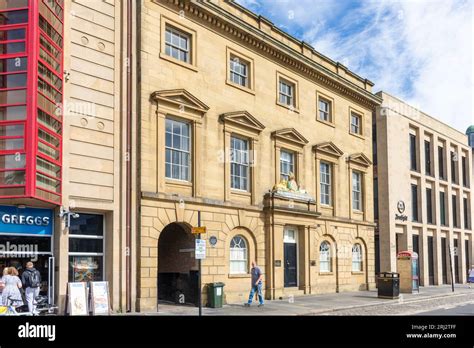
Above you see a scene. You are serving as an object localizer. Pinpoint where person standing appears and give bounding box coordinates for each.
[244,261,264,307]
[0,268,8,306]
[1,267,23,307]
[21,262,41,314]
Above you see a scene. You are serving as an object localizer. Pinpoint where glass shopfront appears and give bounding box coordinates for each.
[0,205,54,295]
[68,213,104,283]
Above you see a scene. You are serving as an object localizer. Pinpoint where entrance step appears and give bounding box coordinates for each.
[282,287,306,298]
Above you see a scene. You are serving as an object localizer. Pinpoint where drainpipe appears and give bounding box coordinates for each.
[125,0,133,313]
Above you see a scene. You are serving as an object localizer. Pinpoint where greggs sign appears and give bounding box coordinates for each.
[0,206,53,236]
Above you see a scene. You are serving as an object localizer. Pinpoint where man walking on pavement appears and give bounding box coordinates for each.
[245,261,264,307]
[21,261,42,315]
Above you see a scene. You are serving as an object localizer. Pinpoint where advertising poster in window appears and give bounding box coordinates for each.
[71,256,101,282]
[90,281,110,315]
[67,282,88,316]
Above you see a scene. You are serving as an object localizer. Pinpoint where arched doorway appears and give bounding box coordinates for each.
[158,222,198,306]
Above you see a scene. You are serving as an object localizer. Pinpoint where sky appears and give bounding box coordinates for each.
[236,0,474,133]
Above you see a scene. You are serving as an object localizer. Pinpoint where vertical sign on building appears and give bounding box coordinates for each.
[0,0,64,205]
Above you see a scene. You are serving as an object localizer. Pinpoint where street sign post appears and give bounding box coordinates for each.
[197,212,202,316]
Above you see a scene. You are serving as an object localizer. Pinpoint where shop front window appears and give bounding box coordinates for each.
[68,213,104,282]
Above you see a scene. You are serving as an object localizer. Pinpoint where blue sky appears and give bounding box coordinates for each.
[236,0,473,133]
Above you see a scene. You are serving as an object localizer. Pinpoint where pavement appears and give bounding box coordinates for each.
[416,303,474,315]
[127,284,474,316]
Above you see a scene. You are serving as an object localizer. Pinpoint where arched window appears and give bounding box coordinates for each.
[230,235,248,274]
[320,241,331,272]
[352,244,363,271]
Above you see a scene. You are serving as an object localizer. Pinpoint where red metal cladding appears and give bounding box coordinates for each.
[0,0,63,205]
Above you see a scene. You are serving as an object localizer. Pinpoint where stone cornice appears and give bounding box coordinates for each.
[159,0,382,109]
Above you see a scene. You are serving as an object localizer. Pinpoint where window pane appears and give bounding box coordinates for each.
[39,15,63,47]
[0,123,23,136]
[36,172,60,193]
[230,136,249,190]
[0,1,28,9]
[38,140,60,160]
[0,105,25,121]
[69,238,103,253]
[0,138,23,150]
[165,119,191,180]
[0,88,26,104]
[0,72,26,88]
[0,186,24,195]
[0,10,28,25]
[36,157,60,178]
[0,57,27,73]
[0,41,25,55]
[69,214,104,236]
[165,26,190,63]
[37,108,61,133]
[0,153,26,168]
[69,256,103,282]
[0,170,25,185]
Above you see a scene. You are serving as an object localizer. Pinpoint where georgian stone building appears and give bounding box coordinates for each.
[136,0,381,311]
[0,0,381,313]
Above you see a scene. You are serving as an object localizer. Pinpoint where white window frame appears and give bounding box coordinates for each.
[165,25,190,63]
[319,241,331,272]
[165,118,191,182]
[350,112,361,135]
[229,56,248,88]
[279,79,294,106]
[230,135,249,191]
[280,149,294,181]
[352,244,363,271]
[230,235,248,274]
[318,98,331,122]
[352,171,362,211]
[320,162,332,206]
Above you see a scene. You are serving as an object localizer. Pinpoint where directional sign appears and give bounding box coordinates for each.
[195,239,206,260]
[192,226,206,234]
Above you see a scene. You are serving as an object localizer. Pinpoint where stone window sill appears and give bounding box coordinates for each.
[319,272,334,276]
[228,274,251,279]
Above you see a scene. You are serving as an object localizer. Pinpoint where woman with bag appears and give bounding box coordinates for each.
[1,267,23,307]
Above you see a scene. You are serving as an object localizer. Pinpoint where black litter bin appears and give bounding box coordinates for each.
[377,272,400,299]
[207,282,225,308]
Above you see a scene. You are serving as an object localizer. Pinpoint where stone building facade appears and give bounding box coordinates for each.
[136,0,381,311]
[0,0,383,313]
[375,92,473,286]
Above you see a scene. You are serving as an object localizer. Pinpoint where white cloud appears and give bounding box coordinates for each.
[237,0,474,132]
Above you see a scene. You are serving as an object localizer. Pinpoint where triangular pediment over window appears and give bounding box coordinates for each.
[313,141,344,158]
[151,89,209,113]
[272,128,308,147]
[220,111,265,133]
[347,153,372,167]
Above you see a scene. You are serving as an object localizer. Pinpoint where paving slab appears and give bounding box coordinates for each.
[119,284,473,316]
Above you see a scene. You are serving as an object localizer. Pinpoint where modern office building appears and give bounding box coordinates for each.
[375,92,473,286]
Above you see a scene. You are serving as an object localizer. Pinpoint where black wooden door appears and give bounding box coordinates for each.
[284,243,297,287]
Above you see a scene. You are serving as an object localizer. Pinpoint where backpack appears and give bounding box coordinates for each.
[29,271,41,288]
